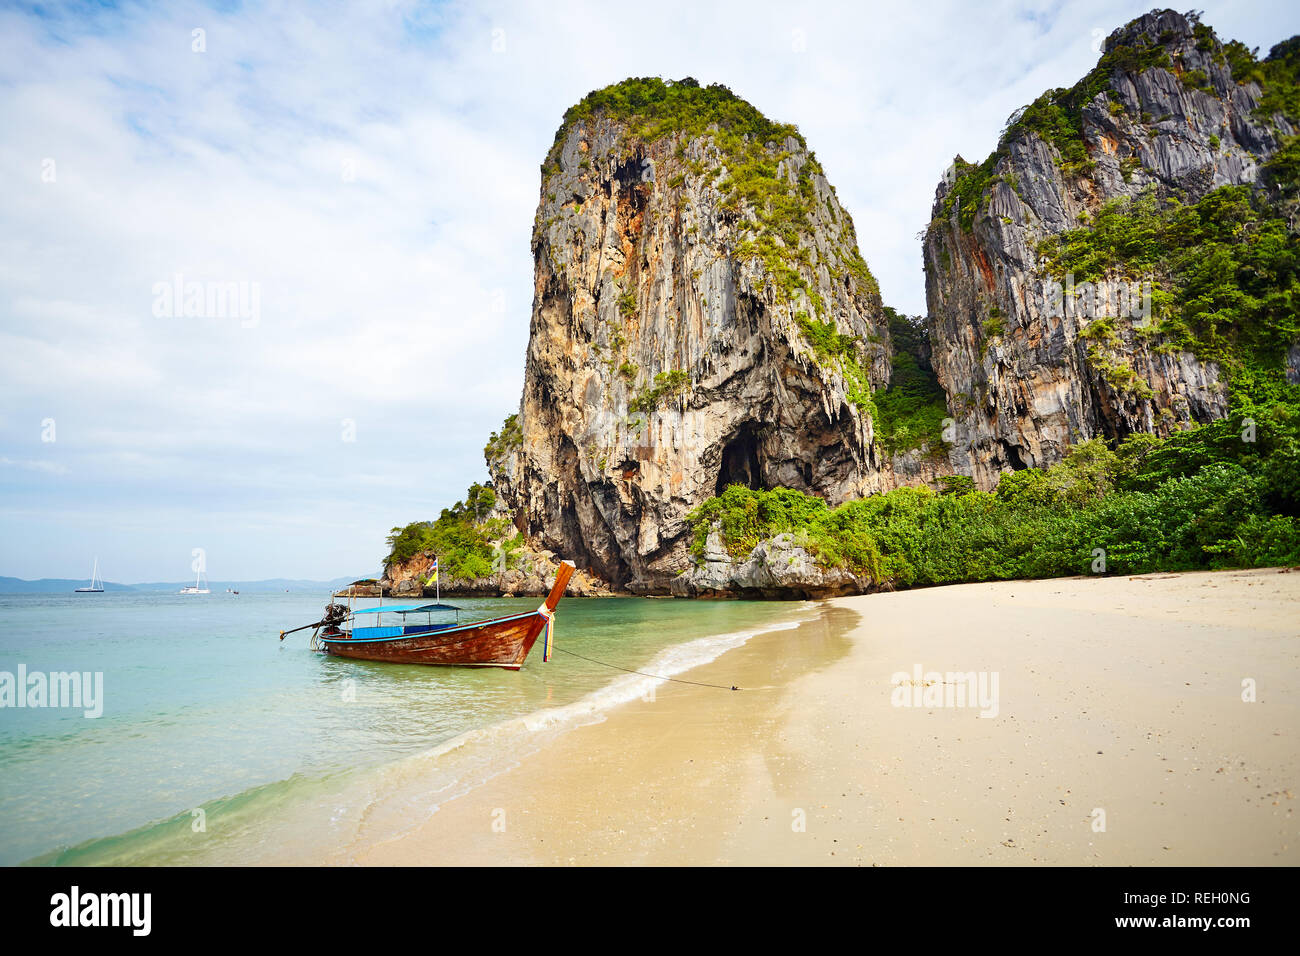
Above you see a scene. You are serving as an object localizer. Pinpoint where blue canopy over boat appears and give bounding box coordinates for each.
[349,603,461,615]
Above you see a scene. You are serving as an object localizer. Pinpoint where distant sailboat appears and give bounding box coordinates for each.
[179,568,210,594]
[74,558,105,593]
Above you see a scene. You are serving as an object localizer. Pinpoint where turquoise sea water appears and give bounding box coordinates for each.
[0,590,808,865]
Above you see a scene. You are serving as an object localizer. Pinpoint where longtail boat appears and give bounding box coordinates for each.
[279,561,575,670]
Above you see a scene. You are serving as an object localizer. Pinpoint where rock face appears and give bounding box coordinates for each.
[490,80,893,592]
[396,13,1294,599]
[923,10,1295,488]
[670,531,874,599]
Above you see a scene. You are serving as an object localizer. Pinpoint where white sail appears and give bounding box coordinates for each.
[179,566,210,594]
[75,557,104,593]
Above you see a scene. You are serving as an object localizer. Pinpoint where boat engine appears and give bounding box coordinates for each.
[309,603,350,650]
[320,603,349,633]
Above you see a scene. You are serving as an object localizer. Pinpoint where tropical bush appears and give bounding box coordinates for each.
[687,405,1300,587]
[871,309,950,454]
[483,413,523,462]
[384,483,522,579]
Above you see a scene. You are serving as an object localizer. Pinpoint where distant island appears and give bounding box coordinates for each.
[0,576,368,594]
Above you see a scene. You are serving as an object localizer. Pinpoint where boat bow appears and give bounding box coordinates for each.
[536,560,575,662]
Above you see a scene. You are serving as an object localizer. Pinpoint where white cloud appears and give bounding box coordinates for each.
[0,0,1295,579]
[0,457,69,476]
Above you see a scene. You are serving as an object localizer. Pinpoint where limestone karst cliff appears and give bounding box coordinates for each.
[487,79,909,592]
[924,9,1299,488]
[380,10,1300,599]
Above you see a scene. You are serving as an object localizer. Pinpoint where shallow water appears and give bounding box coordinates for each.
[0,590,808,865]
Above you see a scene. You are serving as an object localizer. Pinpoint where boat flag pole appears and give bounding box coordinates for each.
[426,556,440,603]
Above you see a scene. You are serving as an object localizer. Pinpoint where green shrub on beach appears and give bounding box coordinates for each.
[687,402,1300,586]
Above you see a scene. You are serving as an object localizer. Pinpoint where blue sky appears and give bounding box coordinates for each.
[1,0,1296,582]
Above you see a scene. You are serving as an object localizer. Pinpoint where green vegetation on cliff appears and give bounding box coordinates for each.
[792,307,950,452]
[629,369,690,413]
[939,16,1300,233]
[543,77,792,175]
[688,404,1300,585]
[1034,177,1300,405]
[483,413,522,462]
[795,312,877,421]
[940,26,1175,231]
[544,76,879,306]
[872,309,950,455]
[1225,35,1300,127]
[385,483,522,579]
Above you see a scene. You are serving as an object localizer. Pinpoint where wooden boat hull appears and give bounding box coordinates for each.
[320,610,548,670]
[318,561,575,670]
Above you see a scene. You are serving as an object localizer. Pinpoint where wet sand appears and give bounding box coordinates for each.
[357,567,1299,865]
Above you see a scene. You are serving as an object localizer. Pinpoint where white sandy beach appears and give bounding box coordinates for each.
[352,567,1299,866]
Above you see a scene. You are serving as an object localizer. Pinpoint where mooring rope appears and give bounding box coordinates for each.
[549,645,739,691]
